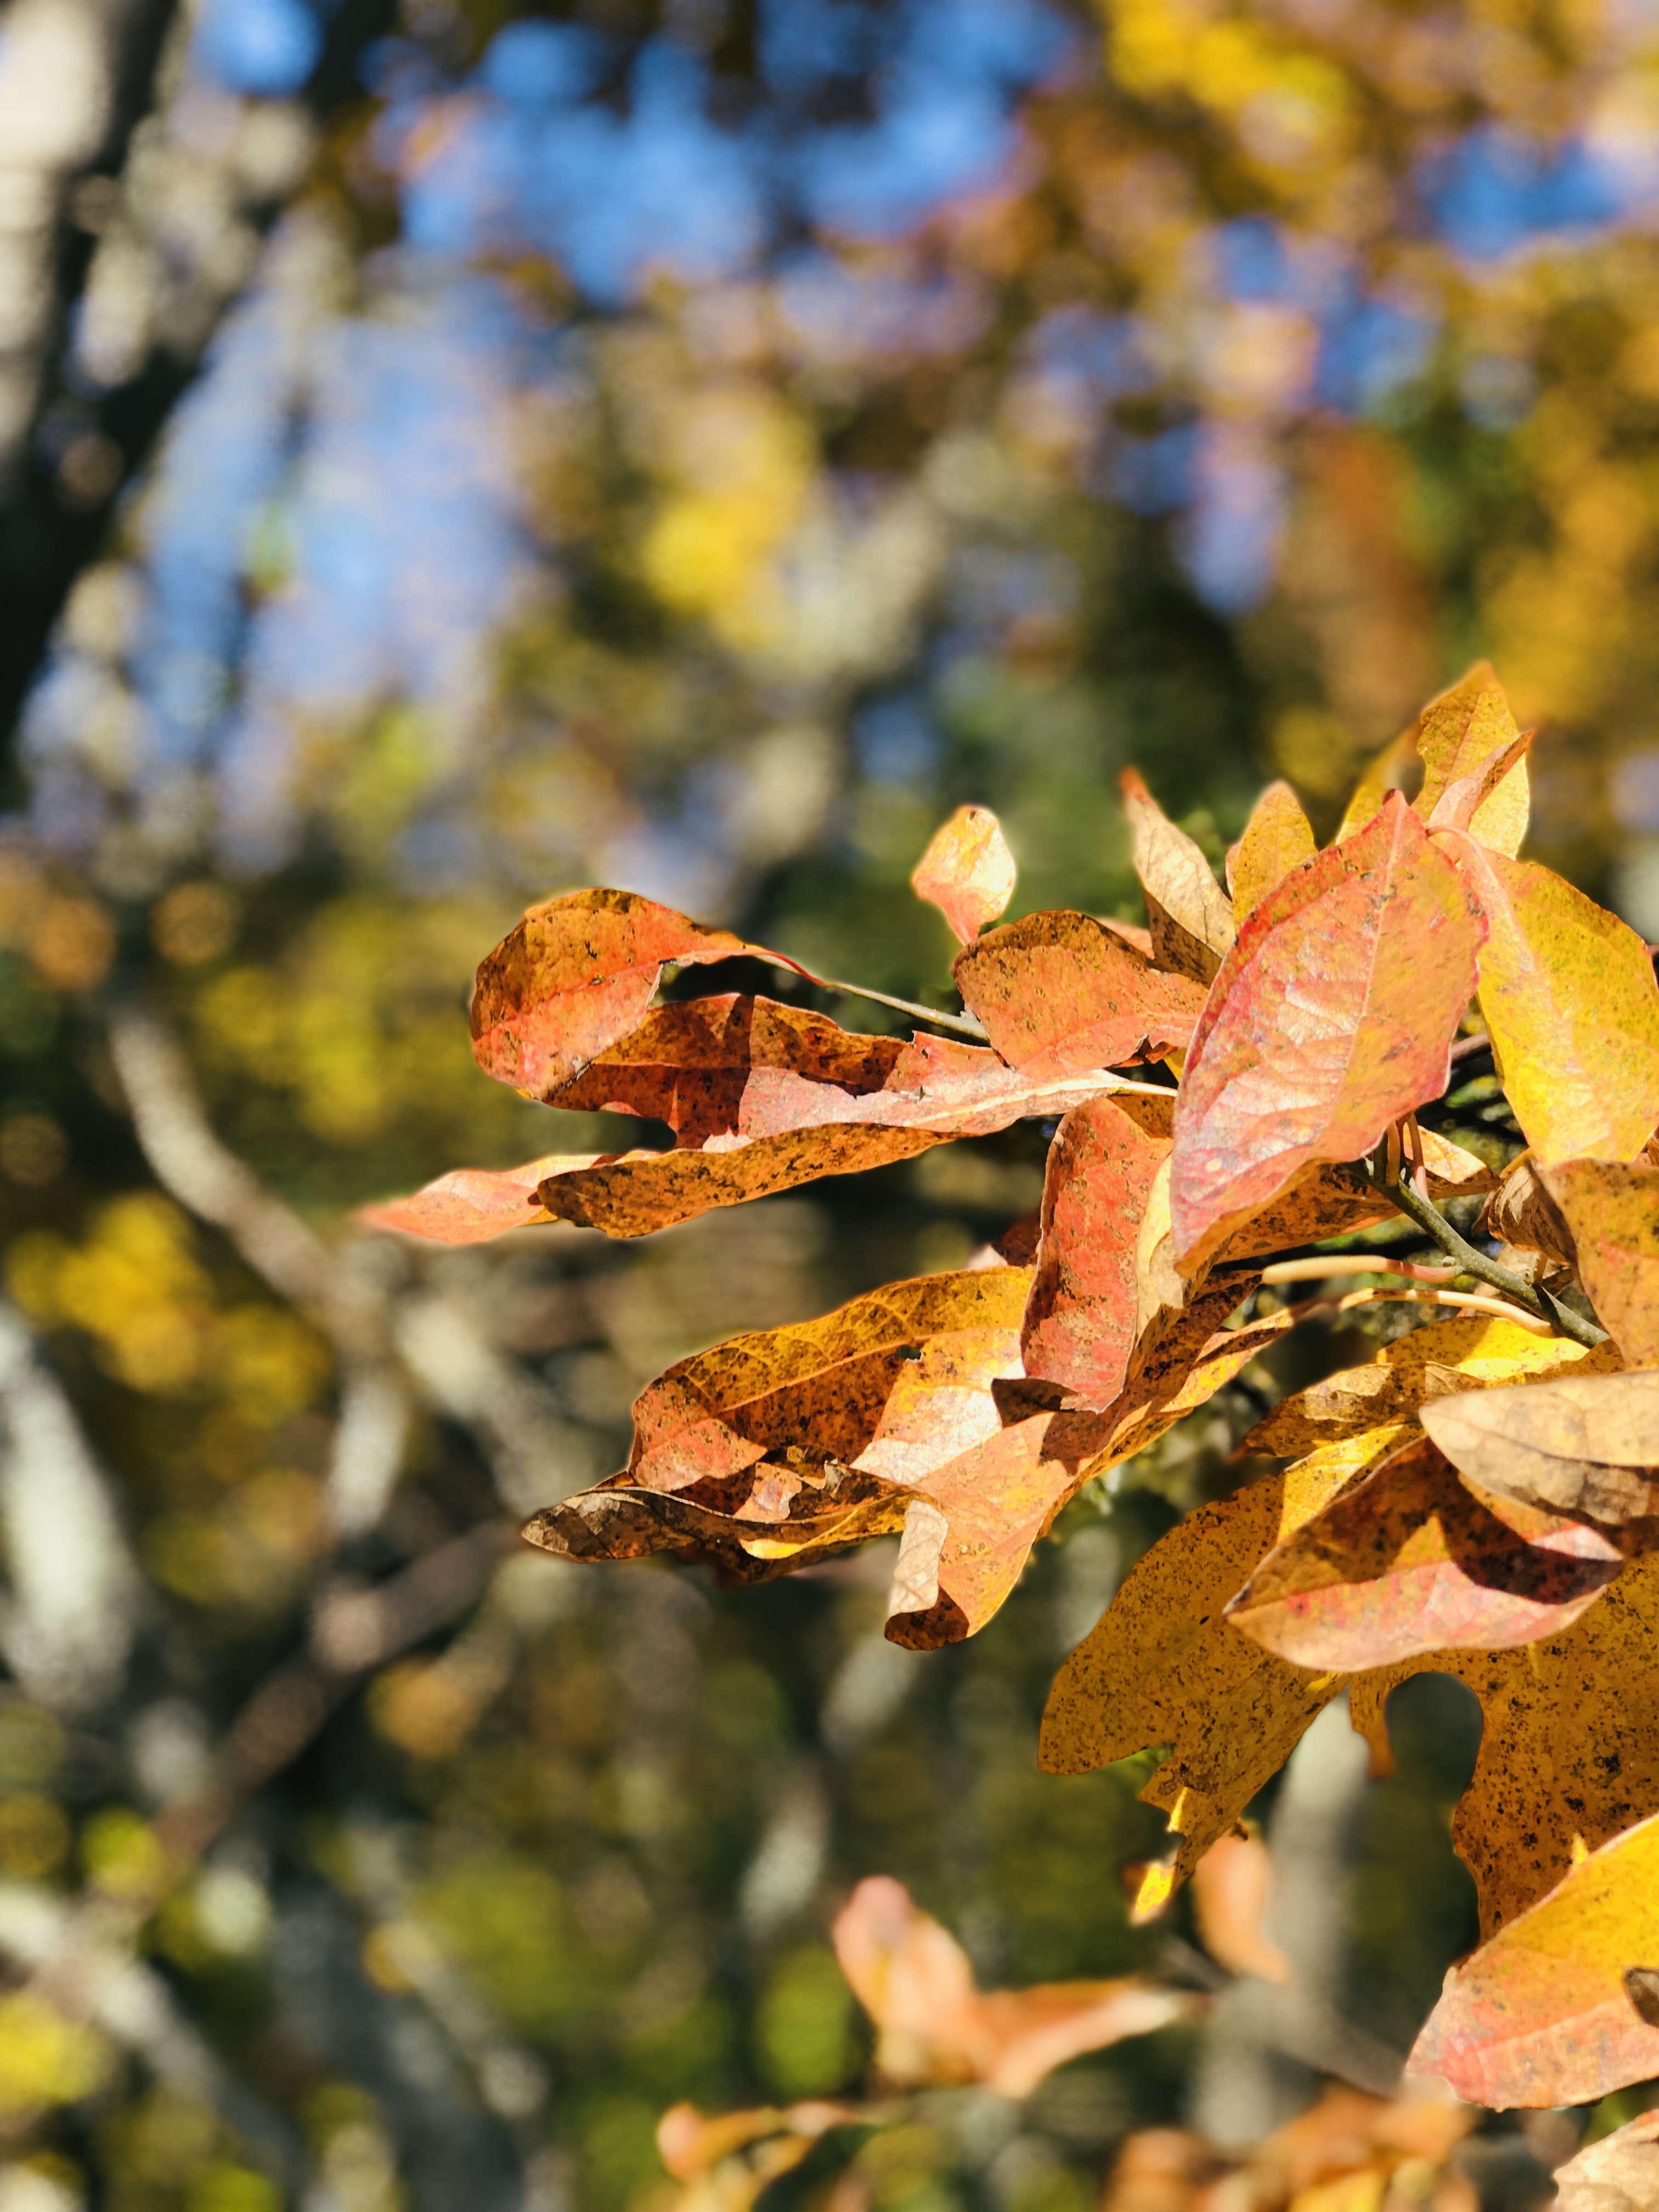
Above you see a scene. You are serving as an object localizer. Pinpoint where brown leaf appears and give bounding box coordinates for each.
[831,1875,1188,2096]
[1551,2109,1659,2212]
[1039,1429,1407,1895]
[1021,1093,1174,1410]
[1119,768,1237,984]
[1438,833,1659,1166]
[1349,1549,1659,1938]
[1240,1311,1620,1460]
[471,888,755,1096]
[1407,1811,1659,2108]
[1414,662,1531,856]
[1189,1831,1290,1983]
[1170,794,1487,1268]
[1421,1372,1659,1533]
[911,804,1018,945]
[953,912,1205,1074]
[1541,1159,1659,1367]
[1228,781,1316,922]
[1225,1434,1623,1673]
[1480,1152,1578,1269]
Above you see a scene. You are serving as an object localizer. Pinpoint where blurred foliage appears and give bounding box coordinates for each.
[4,0,1659,2200]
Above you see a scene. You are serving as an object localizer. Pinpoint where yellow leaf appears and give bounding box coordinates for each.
[1541,1159,1659,1368]
[1229,780,1317,922]
[1119,768,1236,984]
[1414,661,1531,857]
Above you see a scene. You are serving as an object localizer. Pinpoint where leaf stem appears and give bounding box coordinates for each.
[1364,1146,1606,1350]
[756,955,990,1041]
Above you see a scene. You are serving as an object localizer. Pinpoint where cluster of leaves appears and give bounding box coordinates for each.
[373,662,1659,2159]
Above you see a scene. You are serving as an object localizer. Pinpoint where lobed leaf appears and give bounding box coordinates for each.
[1119,768,1236,984]
[1540,1158,1659,1368]
[1407,1812,1659,2108]
[1225,1434,1622,1673]
[910,804,1018,946]
[1413,661,1531,856]
[1170,794,1487,1268]
[1227,780,1316,922]
[1421,1372,1659,1533]
[1438,832,1659,1166]
[953,912,1205,1075]
[470,888,755,1096]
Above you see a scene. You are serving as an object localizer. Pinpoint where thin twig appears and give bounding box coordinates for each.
[1261,1255,1457,1285]
[1364,1146,1606,1348]
[755,953,989,1040]
[1332,1286,1554,1335]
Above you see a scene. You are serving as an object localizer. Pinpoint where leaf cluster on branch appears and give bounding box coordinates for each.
[366,662,1659,2117]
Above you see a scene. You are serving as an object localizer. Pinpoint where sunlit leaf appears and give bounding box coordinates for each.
[1407,1812,1659,2108]
[1170,794,1487,1267]
[1540,1158,1659,1368]
[1550,2108,1659,2210]
[910,804,1018,946]
[1421,1372,1659,1533]
[1414,662,1531,856]
[953,911,1205,1073]
[1189,1830,1289,1983]
[1228,780,1316,921]
[1119,768,1237,984]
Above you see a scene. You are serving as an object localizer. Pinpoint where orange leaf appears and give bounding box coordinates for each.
[357,1154,578,1243]
[1228,780,1316,922]
[1170,794,1486,1268]
[1190,1831,1290,1983]
[1407,1812,1659,2108]
[1421,1372,1659,1534]
[1437,833,1659,1166]
[471,888,754,1096]
[1119,768,1237,984]
[831,1876,1188,2096]
[1541,1159,1659,1368]
[1224,1434,1622,1673]
[953,912,1205,1074]
[910,804,1018,945]
[1413,662,1531,856]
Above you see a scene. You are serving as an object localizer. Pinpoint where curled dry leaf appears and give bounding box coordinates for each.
[1189,1830,1290,1983]
[1421,1372,1659,1533]
[952,911,1205,1074]
[1040,1426,1410,1897]
[1119,768,1237,984]
[1225,1434,1623,1674]
[1438,831,1659,1167]
[1480,1151,1578,1269]
[832,1876,1188,2097]
[1227,779,1316,922]
[1408,1811,1659,2109]
[1170,794,1486,1269]
[1350,1548,1659,1939]
[470,888,754,1096]
[1541,1158,1659,1369]
[1550,2109,1659,2212]
[1413,661,1531,856]
[910,804,1018,946]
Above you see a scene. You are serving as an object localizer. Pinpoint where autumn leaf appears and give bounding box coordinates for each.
[1039,1428,1408,1895]
[1020,1093,1173,1409]
[656,2100,859,2212]
[1336,722,1419,843]
[1227,780,1316,922]
[357,1153,584,1244]
[1119,768,1237,984]
[1437,833,1659,1166]
[1421,1372,1659,1534]
[470,888,756,1096]
[1225,1434,1622,1673]
[1207,1133,1495,1269]
[910,804,1018,946]
[1170,794,1487,1268]
[1349,1549,1659,1938]
[1407,1812,1659,2108]
[1481,1151,1578,1270]
[1189,1831,1289,1983]
[1413,662,1531,857]
[1550,2108,1659,2211]
[953,912,1205,1074]
[1240,1310,1619,1461]
[831,1876,1189,2096]
[1540,1159,1659,1368]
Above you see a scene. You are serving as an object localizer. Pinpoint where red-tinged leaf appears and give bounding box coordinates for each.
[1228,780,1316,922]
[831,1876,1189,2096]
[1407,1811,1659,2108]
[1551,2108,1659,2210]
[1190,1831,1289,1983]
[1414,661,1531,856]
[358,1155,575,1244]
[1541,1159,1659,1368]
[1421,1372,1659,1535]
[1437,833,1659,1166]
[1021,1093,1173,1409]
[1170,793,1486,1268]
[1224,1435,1623,1673]
[1119,768,1237,984]
[470,888,755,1096]
[952,912,1206,1075]
[911,804,1018,946]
